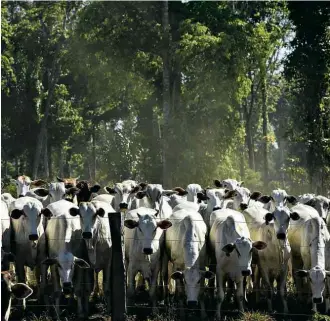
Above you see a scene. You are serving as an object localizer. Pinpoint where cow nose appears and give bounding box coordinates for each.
[277,233,286,240]
[19,194,24,198]
[29,234,38,241]
[82,232,92,239]
[63,282,72,288]
[240,203,248,210]
[242,270,251,277]
[313,297,323,304]
[119,203,128,209]
[143,248,153,255]
[213,206,221,211]
[187,301,198,309]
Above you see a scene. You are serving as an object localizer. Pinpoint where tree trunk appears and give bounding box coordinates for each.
[59,146,65,177]
[161,0,172,189]
[92,127,96,183]
[48,142,52,179]
[43,130,49,179]
[245,123,255,171]
[261,75,268,187]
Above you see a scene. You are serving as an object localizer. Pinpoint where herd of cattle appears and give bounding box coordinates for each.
[1,175,330,320]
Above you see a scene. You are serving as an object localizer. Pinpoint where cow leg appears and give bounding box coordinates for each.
[253,264,261,304]
[103,266,111,314]
[235,279,245,313]
[215,267,224,321]
[277,267,289,313]
[15,262,27,312]
[92,270,100,300]
[149,263,161,314]
[199,274,208,320]
[127,263,137,306]
[50,265,61,320]
[259,266,273,312]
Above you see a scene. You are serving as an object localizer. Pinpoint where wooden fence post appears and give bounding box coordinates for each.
[109,212,126,321]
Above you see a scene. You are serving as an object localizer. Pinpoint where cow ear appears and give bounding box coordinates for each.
[136,191,147,199]
[56,176,64,182]
[66,187,79,195]
[295,270,308,278]
[74,257,90,269]
[197,192,208,201]
[222,243,235,256]
[139,182,147,190]
[105,187,117,195]
[34,188,49,197]
[96,208,105,217]
[130,186,141,194]
[162,190,178,197]
[258,195,272,204]
[69,208,80,217]
[124,219,139,229]
[202,270,215,280]
[264,213,274,225]
[41,208,53,219]
[42,258,58,266]
[250,191,262,200]
[90,185,101,193]
[214,180,223,188]
[157,220,172,230]
[10,209,24,220]
[171,271,184,280]
[11,283,33,300]
[305,198,317,207]
[290,212,300,221]
[173,187,188,196]
[31,179,48,187]
[286,195,297,205]
[224,190,236,199]
[252,241,267,250]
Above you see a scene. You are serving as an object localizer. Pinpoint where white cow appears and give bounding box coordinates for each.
[1,201,11,271]
[105,180,139,211]
[214,178,242,191]
[242,205,296,312]
[1,193,16,210]
[1,270,33,321]
[9,196,48,308]
[197,188,227,229]
[165,209,214,319]
[186,184,203,203]
[69,200,113,313]
[41,200,91,319]
[209,208,267,320]
[288,204,330,311]
[124,207,172,312]
[10,175,47,197]
[26,182,67,207]
[300,195,330,221]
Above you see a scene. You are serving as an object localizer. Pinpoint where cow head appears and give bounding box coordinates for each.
[69,202,106,243]
[105,181,140,211]
[33,182,68,203]
[263,206,300,240]
[42,252,89,294]
[170,268,215,305]
[296,266,330,304]
[222,236,267,276]
[10,198,43,241]
[10,175,48,198]
[223,187,257,211]
[1,271,33,300]
[73,181,101,205]
[258,190,297,211]
[198,188,225,211]
[124,209,172,255]
[56,176,80,189]
[186,184,203,203]
[304,196,330,221]
[219,179,242,191]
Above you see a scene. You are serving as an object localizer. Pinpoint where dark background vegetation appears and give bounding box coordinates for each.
[1,1,330,195]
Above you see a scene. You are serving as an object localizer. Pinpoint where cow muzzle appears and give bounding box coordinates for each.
[213,206,221,211]
[29,234,38,241]
[240,203,248,211]
[119,203,128,210]
[276,233,286,240]
[313,297,323,304]
[242,270,251,277]
[62,282,72,294]
[82,232,92,239]
[187,301,198,309]
[143,248,153,255]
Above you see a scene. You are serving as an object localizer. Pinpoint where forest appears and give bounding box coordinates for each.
[1,1,330,195]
